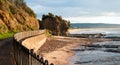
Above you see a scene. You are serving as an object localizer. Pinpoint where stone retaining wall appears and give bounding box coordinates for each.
[13,30,53,65]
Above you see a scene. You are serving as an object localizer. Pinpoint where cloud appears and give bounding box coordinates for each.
[101,12,120,16]
[25,0,120,24]
[65,16,120,24]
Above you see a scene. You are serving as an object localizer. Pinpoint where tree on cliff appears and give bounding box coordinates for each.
[40,13,70,36]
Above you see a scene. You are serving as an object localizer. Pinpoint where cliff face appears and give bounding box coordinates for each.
[0,0,39,33]
[40,13,70,36]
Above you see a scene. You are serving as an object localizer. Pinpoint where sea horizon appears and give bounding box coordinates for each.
[70,23,120,29]
[70,23,120,37]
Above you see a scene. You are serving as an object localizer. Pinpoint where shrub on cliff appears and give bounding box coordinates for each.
[40,13,70,36]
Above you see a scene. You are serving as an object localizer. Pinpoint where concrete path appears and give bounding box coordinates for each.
[0,38,14,65]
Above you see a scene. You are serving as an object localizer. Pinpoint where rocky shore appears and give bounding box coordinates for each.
[37,36,109,65]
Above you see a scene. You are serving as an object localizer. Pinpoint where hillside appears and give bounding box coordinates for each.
[0,0,39,33]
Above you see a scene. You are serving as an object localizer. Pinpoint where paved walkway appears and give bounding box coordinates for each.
[0,38,14,65]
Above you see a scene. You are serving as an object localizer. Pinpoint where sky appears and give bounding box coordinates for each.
[25,0,120,24]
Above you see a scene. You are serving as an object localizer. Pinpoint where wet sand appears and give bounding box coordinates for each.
[37,36,108,65]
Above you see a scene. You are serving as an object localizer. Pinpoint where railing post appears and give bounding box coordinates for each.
[44,60,48,65]
[50,63,54,65]
[29,49,33,65]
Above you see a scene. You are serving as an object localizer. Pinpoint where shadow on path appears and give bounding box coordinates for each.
[0,37,14,65]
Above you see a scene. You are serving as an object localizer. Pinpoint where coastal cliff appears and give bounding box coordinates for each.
[0,0,39,33]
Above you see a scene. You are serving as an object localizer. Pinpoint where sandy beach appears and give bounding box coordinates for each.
[37,36,109,65]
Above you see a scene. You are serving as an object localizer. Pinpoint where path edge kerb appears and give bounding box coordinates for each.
[14,30,45,42]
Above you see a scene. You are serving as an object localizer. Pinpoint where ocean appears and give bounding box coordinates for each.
[70,23,120,28]
[70,23,120,37]
[68,23,120,65]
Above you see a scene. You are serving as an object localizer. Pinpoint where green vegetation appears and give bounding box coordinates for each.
[4,0,7,3]
[30,26,35,31]
[40,13,70,36]
[0,32,16,40]
[26,7,37,17]
[45,29,53,37]
[9,5,18,15]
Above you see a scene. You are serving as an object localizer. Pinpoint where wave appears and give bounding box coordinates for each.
[70,28,120,37]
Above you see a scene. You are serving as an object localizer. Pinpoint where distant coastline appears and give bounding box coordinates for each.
[70,23,120,29]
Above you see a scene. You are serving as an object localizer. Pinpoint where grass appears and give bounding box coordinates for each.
[0,32,16,40]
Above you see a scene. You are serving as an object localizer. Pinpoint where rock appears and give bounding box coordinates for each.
[71,48,85,51]
[103,45,120,48]
[82,44,102,48]
[105,49,120,53]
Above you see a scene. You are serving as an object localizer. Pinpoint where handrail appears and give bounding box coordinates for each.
[13,30,53,65]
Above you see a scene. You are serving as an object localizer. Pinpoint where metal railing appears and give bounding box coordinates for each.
[13,30,53,65]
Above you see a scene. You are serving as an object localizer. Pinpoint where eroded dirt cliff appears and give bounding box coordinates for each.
[0,0,39,33]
